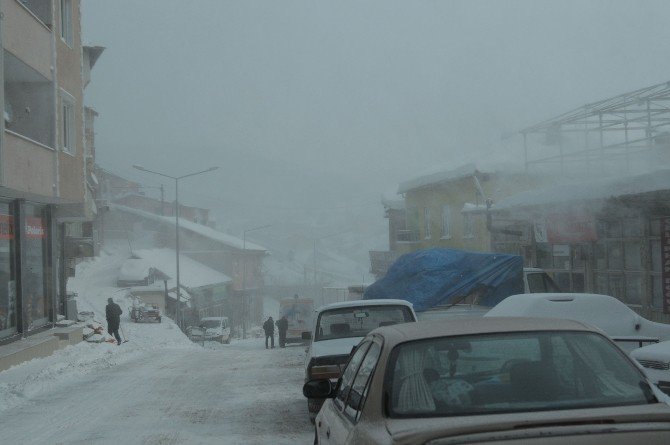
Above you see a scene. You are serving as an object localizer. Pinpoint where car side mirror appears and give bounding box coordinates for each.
[302,331,312,340]
[303,379,336,399]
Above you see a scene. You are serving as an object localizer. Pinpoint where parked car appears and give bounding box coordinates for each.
[130,303,161,323]
[198,316,231,344]
[303,299,417,422]
[485,293,670,395]
[304,317,670,445]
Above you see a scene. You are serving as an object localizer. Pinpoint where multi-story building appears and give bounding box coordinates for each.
[0,0,96,343]
[370,163,542,279]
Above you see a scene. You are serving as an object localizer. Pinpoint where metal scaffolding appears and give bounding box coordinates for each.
[520,80,670,175]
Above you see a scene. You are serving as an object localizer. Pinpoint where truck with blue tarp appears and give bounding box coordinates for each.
[363,248,558,312]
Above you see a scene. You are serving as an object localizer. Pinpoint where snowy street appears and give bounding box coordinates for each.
[0,340,312,444]
[0,250,313,445]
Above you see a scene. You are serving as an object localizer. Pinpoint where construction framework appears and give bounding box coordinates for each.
[520,80,670,174]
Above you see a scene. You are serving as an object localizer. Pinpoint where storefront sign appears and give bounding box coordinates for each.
[25,217,45,239]
[552,244,571,257]
[0,215,14,240]
[662,218,670,315]
[546,212,597,243]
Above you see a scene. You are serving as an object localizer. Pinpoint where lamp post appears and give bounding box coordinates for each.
[242,224,272,339]
[133,164,218,328]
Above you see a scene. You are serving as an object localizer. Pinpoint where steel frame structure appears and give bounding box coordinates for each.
[520,80,670,174]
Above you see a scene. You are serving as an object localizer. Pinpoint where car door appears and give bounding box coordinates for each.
[322,338,383,444]
[318,341,371,444]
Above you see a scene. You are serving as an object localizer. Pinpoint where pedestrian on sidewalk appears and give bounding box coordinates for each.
[263,316,275,349]
[276,315,288,348]
[106,297,123,345]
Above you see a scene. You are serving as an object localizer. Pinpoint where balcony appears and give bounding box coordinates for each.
[4,50,55,149]
[396,229,420,243]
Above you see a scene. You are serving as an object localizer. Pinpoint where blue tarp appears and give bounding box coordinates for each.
[363,249,524,312]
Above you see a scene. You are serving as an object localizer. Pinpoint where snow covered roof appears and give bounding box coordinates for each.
[398,163,480,194]
[381,190,405,210]
[111,204,267,252]
[134,248,231,289]
[397,161,523,194]
[461,202,487,214]
[493,169,670,211]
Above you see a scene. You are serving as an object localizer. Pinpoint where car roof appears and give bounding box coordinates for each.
[315,298,413,313]
[372,317,599,343]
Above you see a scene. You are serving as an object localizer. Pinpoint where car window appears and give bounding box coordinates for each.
[315,305,414,341]
[335,341,371,410]
[344,341,382,421]
[388,331,650,418]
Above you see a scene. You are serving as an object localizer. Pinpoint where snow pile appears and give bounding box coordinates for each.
[0,244,196,415]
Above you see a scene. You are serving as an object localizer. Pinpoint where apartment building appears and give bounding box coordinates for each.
[0,0,96,343]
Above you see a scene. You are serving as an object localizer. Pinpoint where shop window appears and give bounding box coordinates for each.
[625,275,643,305]
[572,273,585,292]
[554,272,571,292]
[651,239,661,273]
[595,273,608,294]
[607,241,623,270]
[0,203,17,339]
[650,219,661,237]
[651,275,663,309]
[623,218,644,237]
[595,242,606,270]
[609,274,624,300]
[624,240,643,270]
[537,243,552,269]
[24,204,49,331]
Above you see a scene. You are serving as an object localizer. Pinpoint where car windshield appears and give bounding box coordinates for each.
[388,331,652,418]
[315,305,414,341]
[200,320,222,329]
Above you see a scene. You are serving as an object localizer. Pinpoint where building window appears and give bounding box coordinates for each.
[463,213,474,238]
[424,207,431,239]
[61,91,76,154]
[441,205,451,238]
[60,0,73,46]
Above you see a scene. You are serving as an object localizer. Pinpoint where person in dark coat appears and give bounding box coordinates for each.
[106,297,123,345]
[276,315,289,348]
[263,316,275,349]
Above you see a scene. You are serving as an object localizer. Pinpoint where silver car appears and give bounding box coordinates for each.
[304,317,670,444]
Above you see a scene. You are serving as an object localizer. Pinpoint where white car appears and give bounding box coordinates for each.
[486,293,670,395]
[303,299,417,421]
[198,316,231,344]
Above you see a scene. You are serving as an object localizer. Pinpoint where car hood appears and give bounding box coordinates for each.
[385,403,670,445]
[631,340,670,362]
[310,337,364,359]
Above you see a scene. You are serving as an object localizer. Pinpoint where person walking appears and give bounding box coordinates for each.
[263,316,275,349]
[276,315,289,348]
[105,297,123,345]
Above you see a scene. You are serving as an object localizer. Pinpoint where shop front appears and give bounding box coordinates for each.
[490,185,670,323]
[0,199,56,343]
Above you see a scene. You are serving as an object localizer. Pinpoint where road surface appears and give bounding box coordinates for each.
[0,339,313,445]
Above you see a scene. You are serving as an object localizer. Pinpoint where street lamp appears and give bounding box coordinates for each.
[241,224,272,339]
[133,164,218,328]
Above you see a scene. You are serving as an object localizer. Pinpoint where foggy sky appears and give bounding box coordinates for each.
[82,0,670,229]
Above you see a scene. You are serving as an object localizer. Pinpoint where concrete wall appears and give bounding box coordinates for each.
[56,0,85,203]
[4,132,55,195]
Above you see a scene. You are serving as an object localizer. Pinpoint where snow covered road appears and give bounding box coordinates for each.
[0,249,313,444]
[1,340,313,444]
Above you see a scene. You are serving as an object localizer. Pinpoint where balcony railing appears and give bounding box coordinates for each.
[396,229,420,243]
